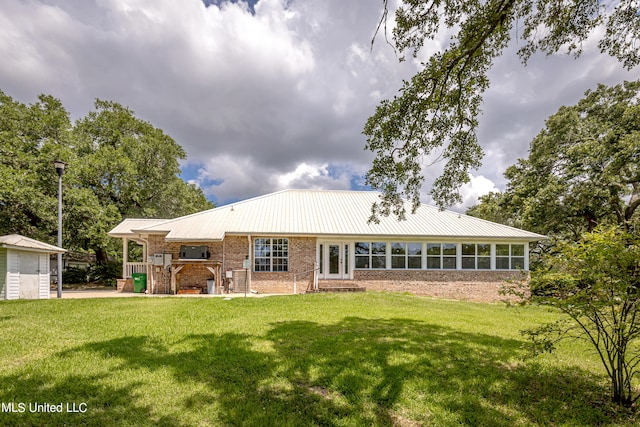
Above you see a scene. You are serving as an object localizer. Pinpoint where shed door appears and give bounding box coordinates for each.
[19,252,40,299]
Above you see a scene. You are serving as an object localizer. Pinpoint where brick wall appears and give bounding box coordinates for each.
[146,237,223,293]
[354,269,526,302]
[145,235,524,300]
[148,236,316,294]
[223,236,249,274]
[249,236,316,294]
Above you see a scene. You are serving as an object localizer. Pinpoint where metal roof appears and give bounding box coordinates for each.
[108,218,170,237]
[0,234,66,253]
[116,189,545,242]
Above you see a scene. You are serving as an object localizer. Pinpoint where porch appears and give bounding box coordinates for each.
[124,262,148,278]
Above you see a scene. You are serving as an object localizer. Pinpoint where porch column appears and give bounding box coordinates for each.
[123,238,128,278]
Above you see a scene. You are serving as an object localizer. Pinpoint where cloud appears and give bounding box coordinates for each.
[453,175,499,213]
[0,0,638,212]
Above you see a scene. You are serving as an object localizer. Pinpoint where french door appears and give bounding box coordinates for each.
[319,242,350,280]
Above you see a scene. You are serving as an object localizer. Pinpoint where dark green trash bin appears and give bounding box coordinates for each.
[132,273,147,293]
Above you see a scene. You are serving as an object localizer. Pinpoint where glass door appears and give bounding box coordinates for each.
[320,242,350,279]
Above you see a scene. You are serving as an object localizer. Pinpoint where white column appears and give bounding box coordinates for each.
[123,239,128,278]
[386,242,391,269]
[490,243,496,270]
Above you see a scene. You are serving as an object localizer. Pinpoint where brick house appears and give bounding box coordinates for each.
[108,189,545,300]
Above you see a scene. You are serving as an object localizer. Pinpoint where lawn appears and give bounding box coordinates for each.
[0,292,636,426]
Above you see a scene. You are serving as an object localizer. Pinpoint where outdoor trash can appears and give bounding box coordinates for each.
[132,273,147,293]
[207,279,216,294]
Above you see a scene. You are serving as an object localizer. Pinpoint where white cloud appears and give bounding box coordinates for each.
[453,175,499,213]
[0,0,637,213]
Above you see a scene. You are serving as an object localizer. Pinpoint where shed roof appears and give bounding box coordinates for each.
[112,189,545,242]
[0,234,66,253]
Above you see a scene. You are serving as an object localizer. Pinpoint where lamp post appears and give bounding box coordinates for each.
[54,160,66,299]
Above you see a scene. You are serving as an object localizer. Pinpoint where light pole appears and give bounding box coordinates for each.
[54,160,66,299]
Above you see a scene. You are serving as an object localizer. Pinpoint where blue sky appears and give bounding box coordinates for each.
[0,0,637,210]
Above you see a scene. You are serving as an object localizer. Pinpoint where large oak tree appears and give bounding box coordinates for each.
[365,0,640,220]
[0,91,213,265]
[468,80,640,240]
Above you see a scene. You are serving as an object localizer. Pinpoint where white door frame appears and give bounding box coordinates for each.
[318,241,352,280]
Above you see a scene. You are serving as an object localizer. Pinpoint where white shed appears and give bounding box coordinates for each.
[0,234,65,300]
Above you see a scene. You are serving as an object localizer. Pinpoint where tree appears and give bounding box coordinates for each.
[71,99,214,262]
[465,191,519,228]
[0,92,213,267]
[365,0,640,220]
[0,90,74,243]
[468,80,640,240]
[508,226,640,406]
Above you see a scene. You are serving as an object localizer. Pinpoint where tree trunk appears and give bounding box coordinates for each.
[94,247,109,265]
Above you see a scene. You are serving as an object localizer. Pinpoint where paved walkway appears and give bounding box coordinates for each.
[50,289,280,299]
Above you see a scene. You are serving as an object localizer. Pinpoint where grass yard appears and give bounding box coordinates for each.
[0,292,637,426]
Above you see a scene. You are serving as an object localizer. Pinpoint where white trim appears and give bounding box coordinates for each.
[317,240,352,280]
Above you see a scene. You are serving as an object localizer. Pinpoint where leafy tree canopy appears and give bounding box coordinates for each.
[468,80,640,240]
[0,91,213,263]
[365,0,640,220]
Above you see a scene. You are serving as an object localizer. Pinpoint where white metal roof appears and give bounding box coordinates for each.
[115,189,545,242]
[108,218,170,237]
[0,234,66,253]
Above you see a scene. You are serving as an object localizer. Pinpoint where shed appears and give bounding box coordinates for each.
[0,234,66,300]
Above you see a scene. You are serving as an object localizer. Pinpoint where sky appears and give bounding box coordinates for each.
[0,0,638,212]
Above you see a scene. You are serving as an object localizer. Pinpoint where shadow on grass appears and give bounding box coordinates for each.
[1,318,631,426]
[0,368,182,426]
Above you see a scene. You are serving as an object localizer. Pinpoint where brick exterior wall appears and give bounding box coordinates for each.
[354,270,525,302]
[145,235,316,294]
[139,234,524,300]
[250,237,316,294]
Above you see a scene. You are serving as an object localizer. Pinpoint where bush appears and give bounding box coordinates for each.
[62,266,89,284]
[87,261,120,287]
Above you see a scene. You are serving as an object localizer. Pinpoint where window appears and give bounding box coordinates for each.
[426,243,457,269]
[391,242,422,269]
[355,242,386,269]
[254,238,288,272]
[462,243,491,269]
[496,244,525,270]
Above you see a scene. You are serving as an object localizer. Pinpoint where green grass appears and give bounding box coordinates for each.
[0,292,636,426]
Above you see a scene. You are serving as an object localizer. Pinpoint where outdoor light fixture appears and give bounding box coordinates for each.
[54,160,66,177]
[53,160,67,298]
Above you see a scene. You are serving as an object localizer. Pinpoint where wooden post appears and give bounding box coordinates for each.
[171,265,184,294]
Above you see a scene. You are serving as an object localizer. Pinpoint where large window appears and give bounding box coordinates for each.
[391,243,422,269]
[426,243,457,269]
[254,238,288,272]
[462,243,491,269]
[496,244,525,270]
[355,242,386,269]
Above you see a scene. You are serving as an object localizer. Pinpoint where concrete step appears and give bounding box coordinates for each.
[307,281,366,293]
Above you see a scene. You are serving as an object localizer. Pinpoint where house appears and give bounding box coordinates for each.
[0,234,66,300]
[108,189,545,301]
